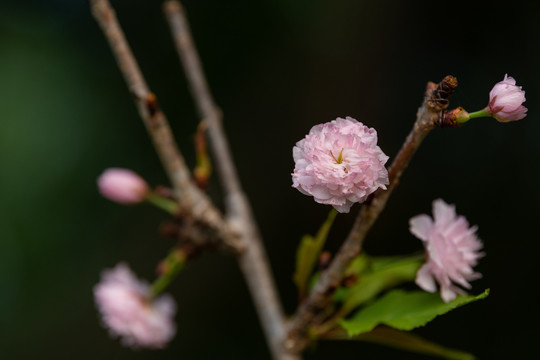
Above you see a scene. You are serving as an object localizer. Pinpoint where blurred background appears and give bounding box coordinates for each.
[1,0,538,359]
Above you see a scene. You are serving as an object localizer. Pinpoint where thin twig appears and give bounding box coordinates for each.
[285,76,458,353]
[89,0,241,253]
[163,2,298,360]
[162,0,240,197]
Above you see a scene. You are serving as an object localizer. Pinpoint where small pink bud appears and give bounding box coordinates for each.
[97,168,149,204]
[486,74,527,122]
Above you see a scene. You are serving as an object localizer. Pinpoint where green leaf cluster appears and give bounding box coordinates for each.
[292,212,489,359]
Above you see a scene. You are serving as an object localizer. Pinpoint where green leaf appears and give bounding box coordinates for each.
[359,327,475,360]
[340,289,489,336]
[343,253,369,276]
[293,209,338,300]
[336,255,423,313]
[368,253,423,272]
[324,326,475,360]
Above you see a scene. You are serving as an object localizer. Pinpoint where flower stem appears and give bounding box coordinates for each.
[150,249,186,298]
[146,192,180,214]
[467,109,491,120]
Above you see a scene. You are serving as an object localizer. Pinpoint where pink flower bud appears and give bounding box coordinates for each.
[97,168,149,204]
[487,74,527,122]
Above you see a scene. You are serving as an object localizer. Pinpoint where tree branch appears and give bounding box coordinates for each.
[90,0,459,356]
[285,76,458,353]
[89,0,241,253]
[162,0,241,197]
[162,2,298,359]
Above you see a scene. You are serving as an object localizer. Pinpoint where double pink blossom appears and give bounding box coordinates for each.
[292,117,389,213]
[94,264,177,348]
[97,168,149,204]
[486,74,527,122]
[410,199,484,303]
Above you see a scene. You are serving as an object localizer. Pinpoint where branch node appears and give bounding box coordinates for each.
[145,92,160,118]
[436,109,463,128]
[427,75,458,111]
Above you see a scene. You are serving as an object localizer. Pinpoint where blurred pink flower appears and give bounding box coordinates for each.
[487,74,527,122]
[292,117,389,213]
[97,168,149,204]
[94,263,176,349]
[410,199,484,303]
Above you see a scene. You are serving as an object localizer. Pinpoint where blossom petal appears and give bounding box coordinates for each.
[432,198,455,225]
[415,264,437,293]
[409,214,433,241]
[440,285,458,303]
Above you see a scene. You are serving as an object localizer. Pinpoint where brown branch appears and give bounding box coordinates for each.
[162,0,241,197]
[163,2,298,360]
[285,76,458,353]
[89,0,241,253]
[90,0,459,356]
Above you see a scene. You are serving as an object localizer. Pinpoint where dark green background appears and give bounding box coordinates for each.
[1,0,538,359]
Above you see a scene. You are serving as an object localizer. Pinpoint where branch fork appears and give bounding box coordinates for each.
[90,0,460,358]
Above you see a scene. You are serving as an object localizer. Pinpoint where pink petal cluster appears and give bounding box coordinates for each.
[292,117,389,213]
[97,168,149,204]
[487,74,527,122]
[410,199,484,303]
[94,263,176,349]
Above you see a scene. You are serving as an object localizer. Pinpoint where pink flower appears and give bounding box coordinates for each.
[410,199,484,303]
[97,168,149,204]
[94,263,176,348]
[486,74,527,122]
[292,117,389,213]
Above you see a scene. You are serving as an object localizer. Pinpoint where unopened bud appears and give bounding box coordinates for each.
[193,122,212,189]
[97,168,149,204]
[486,74,527,122]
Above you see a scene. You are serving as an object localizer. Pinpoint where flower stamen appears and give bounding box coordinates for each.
[330,148,344,164]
